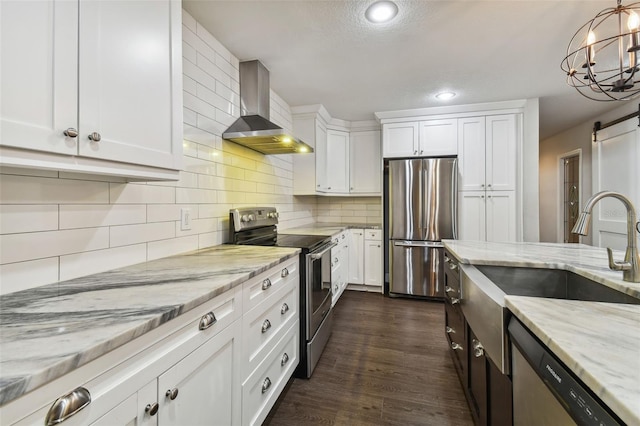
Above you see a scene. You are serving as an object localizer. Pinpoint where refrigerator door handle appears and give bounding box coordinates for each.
[393,241,444,248]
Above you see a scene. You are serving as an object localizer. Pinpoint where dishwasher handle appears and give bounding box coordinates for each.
[309,242,338,259]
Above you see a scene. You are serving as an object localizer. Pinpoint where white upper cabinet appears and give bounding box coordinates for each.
[458,114,517,192]
[292,116,326,195]
[382,122,418,157]
[418,119,457,156]
[383,119,457,158]
[323,130,350,193]
[0,0,183,180]
[349,130,381,194]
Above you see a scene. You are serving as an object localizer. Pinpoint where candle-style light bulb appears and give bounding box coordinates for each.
[586,30,597,66]
[628,11,640,31]
[628,10,640,60]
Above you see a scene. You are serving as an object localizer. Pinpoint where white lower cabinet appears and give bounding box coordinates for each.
[331,231,349,306]
[7,259,299,426]
[459,191,516,242]
[347,229,382,291]
[348,229,365,284]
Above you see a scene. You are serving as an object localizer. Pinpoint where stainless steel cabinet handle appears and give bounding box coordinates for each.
[472,339,485,357]
[166,388,179,400]
[342,234,346,239]
[448,262,458,271]
[450,297,460,305]
[198,311,217,330]
[261,319,272,333]
[63,128,78,138]
[446,326,455,334]
[281,352,289,366]
[145,403,159,416]
[451,342,463,351]
[281,303,289,315]
[262,278,272,290]
[445,286,456,294]
[334,257,338,263]
[281,268,289,278]
[45,387,91,426]
[413,150,417,155]
[262,377,272,394]
[88,132,101,142]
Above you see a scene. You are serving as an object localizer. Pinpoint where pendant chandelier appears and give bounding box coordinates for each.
[562,0,640,101]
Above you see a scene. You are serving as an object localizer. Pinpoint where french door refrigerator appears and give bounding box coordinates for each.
[388,157,457,298]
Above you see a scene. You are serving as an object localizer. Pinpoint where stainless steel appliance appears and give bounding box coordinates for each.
[229,207,335,378]
[508,318,623,426]
[387,157,457,298]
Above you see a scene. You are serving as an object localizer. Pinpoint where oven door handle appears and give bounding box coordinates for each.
[309,242,338,259]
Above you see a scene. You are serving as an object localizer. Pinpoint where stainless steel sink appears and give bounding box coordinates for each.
[459,264,639,375]
[476,265,640,304]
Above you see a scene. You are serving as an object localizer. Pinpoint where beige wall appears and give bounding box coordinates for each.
[539,101,637,244]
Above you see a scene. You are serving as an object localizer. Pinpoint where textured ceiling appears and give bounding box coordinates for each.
[183,0,627,140]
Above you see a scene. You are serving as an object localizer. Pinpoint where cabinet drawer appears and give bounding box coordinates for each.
[242,280,298,377]
[242,322,299,426]
[445,302,466,379]
[365,229,381,241]
[243,258,298,313]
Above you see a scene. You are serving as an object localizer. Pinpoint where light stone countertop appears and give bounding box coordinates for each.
[279,222,381,237]
[0,245,300,406]
[505,297,640,425]
[442,240,640,424]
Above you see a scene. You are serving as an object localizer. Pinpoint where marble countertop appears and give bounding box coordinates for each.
[280,222,380,236]
[0,245,300,406]
[505,296,640,425]
[442,240,640,424]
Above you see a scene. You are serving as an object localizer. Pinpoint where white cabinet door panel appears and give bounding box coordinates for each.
[325,130,349,192]
[486,114,517,191]
[486,191,516,243]
[383,122,418,158]
[348,230,364,284]
[78,0,180,170]
[0,0,77,155]
[457,117,486,191]
[350,130,381,193]
[419,119,457,156]
[364,240,382,287]
[459,191,487,241]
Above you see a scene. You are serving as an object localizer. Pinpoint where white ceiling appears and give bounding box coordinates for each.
[182,0,628,140]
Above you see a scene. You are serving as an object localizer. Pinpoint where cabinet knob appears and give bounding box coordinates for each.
[166,388,179,400]
[487,195,492,199]
[420,150,424,154]
[450,297,460,305]
[198,311,217,330]
[63,128,78,138]
[446,326,455,334]
[377,245,381,248]
[445,286,456,294]
[262,377,272,394]
[472,338,485,357]
[487,184,492,188]
[481,184,485,188]
[413,150,417,155]
[328,187,332,190]
[88,132,101,142]
[281,268,289,278]
[350,187,354,190]
[281,352,290,366]
[451,342,463,351]
[281,303,289,315]
[262,278,272,291]
[145,403,159,416]
[261,319,272,333]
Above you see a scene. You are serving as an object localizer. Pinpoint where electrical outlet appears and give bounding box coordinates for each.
[180,208,192,231]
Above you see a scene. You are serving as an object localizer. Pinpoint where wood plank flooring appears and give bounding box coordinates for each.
[264,291,474,426]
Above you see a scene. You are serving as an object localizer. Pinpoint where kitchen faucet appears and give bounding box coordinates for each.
[572,191,640,282]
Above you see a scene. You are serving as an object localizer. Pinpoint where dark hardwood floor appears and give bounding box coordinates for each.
[264,291,474,426]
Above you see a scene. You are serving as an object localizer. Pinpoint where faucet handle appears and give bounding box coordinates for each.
[606,247,632,272]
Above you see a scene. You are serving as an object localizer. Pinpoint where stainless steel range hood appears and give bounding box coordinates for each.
[222,60,313,155]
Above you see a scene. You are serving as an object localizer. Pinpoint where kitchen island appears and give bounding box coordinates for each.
[443,240,640,425]
[0,244,300,423]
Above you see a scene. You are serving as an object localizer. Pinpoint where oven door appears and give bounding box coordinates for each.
[305,242,336,338]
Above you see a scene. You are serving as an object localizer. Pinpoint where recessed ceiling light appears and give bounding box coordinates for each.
[365,1,398,23]
[435,91,456,101]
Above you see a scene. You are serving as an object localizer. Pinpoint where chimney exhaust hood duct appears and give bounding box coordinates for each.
[222,60,313,155]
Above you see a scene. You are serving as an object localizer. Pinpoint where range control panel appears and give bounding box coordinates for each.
[230,207,279,232]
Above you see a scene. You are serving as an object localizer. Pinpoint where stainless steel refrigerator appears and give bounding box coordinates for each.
[388,157,457,298]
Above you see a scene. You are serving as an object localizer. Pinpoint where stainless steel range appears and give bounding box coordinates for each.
[229,207,335,378]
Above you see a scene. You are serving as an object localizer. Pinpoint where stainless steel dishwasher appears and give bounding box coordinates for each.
[508,318,623,426]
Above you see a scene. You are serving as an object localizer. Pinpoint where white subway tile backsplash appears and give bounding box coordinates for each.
[182,9,197,32]
[0,175,109,204]
[59,205,146,229]
[176,187,217,204]
[147,203,197,223]
[110,183,176,204]
[0,228,109,264]
[0,205,58,234]
[59,244,147,282]
[148,235,198,261]
[196,21,232,62]
[197,52,232,89]
[0,257,59,295]
[110,222,175,247]
[183,107,197,126]
[182,40,197,63]
[183,60,217,94]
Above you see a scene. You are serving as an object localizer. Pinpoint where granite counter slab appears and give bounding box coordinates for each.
[0,245,300,406]
[442,240,640,298]
[505,296,640,425]
[280,222,381,236]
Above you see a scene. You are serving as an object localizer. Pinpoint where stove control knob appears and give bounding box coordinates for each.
[249,214,256,221]
[267,212,275,219]
[241,214,250,222]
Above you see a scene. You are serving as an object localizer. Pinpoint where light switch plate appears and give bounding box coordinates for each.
[180,208,192,231]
